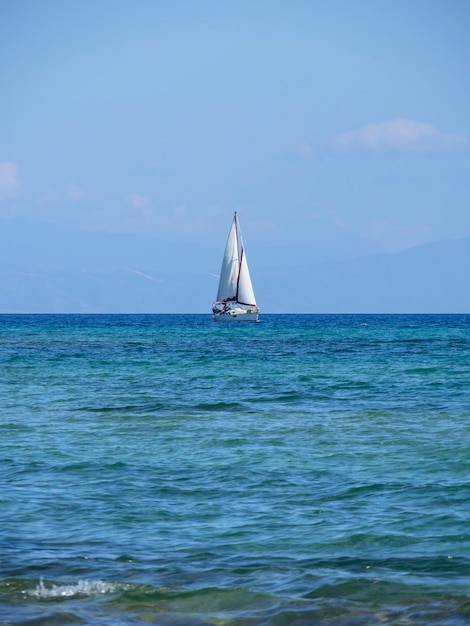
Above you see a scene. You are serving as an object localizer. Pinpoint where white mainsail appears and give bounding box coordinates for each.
[216,217,239,303]
[216,213,257,306]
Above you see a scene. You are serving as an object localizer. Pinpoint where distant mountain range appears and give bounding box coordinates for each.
[0,218,468,313]
[0,217,217,272]
[262,236,470,313]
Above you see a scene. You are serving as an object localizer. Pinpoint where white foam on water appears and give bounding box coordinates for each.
[26,577,124,599]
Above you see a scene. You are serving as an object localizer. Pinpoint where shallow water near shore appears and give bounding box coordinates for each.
[1,313,469,625]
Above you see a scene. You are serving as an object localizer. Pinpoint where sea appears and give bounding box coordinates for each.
[1,313,469,626]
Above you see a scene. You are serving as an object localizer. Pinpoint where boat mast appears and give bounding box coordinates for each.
[234,212,243,304]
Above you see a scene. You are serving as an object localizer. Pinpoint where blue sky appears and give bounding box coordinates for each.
[1,0,469,266]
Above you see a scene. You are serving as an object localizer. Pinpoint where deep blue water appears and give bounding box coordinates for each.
[1,314,469,625]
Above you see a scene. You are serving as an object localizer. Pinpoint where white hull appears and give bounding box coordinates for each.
[213,308,259,322]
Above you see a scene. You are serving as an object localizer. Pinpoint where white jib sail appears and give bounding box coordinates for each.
[237,247,257,306]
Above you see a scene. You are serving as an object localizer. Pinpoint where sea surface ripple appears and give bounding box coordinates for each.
[1,314,469,625]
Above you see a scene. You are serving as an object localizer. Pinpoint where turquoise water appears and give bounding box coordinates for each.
[1,314,469,625]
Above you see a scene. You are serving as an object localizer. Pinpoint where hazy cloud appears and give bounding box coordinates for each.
[295,143,313,158]
[311,210,346,229]
[0,161,20,196]
[172,204,188,218]
[365,219,430,252]
[128,193,149,208]
[119,195,153,233]
[40,185,82,204]
[331,119,466,153]
[67,184,83,201]
[127,269,162,282]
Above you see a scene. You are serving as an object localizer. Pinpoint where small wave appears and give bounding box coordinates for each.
[403,367,439,375]
[25,578,125,599]
[193,401,242,411]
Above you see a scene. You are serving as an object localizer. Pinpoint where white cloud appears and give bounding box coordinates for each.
[331,119,466,153]
[0,161,20,196]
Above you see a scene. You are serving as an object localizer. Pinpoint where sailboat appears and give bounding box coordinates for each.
[212,213,260,322]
